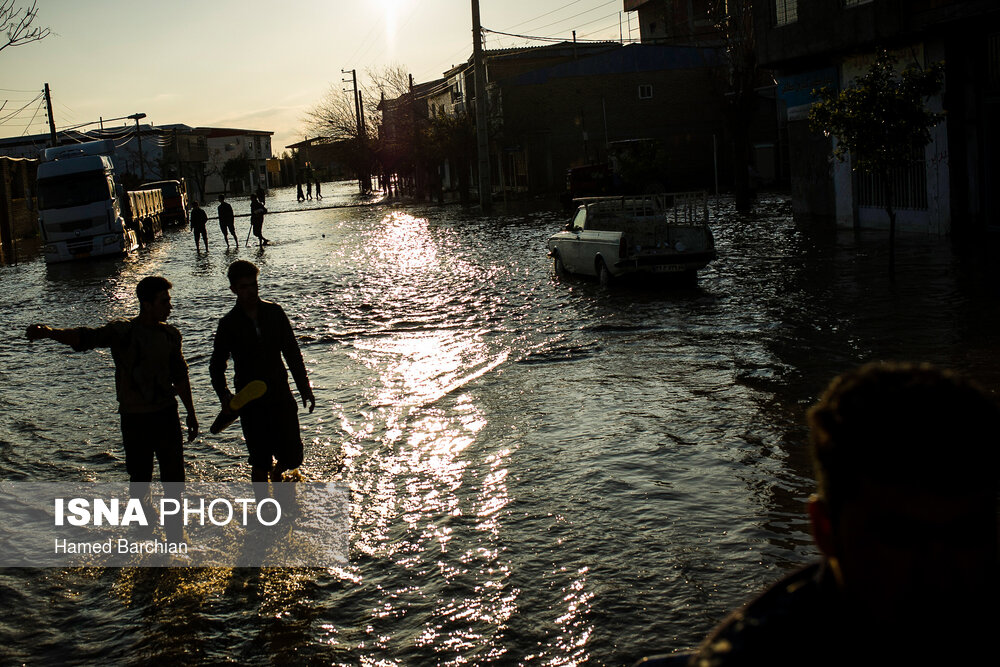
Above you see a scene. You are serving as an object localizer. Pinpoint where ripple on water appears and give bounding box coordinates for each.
[2,188,999,663]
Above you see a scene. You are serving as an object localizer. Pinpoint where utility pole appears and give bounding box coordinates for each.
[173,127,182,179]
[343,68,369,193]
[358,93,367,142]
[471,0,492,211]
[43,83,57,146]
[128,112,147,181]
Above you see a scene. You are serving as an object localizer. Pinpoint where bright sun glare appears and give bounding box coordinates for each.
[381,0,408,57]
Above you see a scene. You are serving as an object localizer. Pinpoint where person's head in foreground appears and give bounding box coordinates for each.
[807,361,998,652]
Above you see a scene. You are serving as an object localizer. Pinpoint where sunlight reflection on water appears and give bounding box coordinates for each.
[3,186,999,664]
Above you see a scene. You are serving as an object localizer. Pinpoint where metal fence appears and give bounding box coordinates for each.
[857,154,928,210]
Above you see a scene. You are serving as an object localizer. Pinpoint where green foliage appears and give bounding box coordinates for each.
[422,111,474,162]
[808,50,944,176]
[221,153,252,192]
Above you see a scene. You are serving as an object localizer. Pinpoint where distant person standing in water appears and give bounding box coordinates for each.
[250,193,269,246]
[25,276,198,482]
[306,180,312,200]
[296,181,305,202]
[217,194,237,249]
[315,179,322,200]
[210,260,315,482]
[190,200,208,252]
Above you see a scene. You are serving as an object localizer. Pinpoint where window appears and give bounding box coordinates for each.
[638,84,653,99]
[774,0,797,26]
[858,148,928,211]
[37,170,113,210]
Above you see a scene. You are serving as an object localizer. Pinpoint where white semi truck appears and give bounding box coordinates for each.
[35,140,164,263]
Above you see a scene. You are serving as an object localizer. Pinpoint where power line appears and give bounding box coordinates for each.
[578,19,628,40]
[412,42,472,83]
[540,10,623,39]
[21,98,44,136]
[523,0,618,34]
[0,92,43,125]
[499,0,592,32]
[483,27,620,44]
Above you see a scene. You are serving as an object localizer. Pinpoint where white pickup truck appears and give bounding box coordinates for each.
[547,192,716,285]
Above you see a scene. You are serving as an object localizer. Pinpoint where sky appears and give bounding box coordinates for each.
[1,0,632,154]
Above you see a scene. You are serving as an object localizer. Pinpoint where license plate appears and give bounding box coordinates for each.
[652,265,684,273]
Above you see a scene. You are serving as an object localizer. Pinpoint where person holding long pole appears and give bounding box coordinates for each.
[249,194,268,246]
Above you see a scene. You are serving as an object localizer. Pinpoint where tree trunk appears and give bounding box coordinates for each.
[458,152,471,208]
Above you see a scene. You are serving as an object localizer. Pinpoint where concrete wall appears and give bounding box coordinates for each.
[828,42,951,233]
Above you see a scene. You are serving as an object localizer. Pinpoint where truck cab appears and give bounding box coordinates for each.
[35,140,139,263]
[138,179,188,226]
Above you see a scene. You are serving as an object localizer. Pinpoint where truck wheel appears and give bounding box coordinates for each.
[553,253,566,276]
[597,259,612,286]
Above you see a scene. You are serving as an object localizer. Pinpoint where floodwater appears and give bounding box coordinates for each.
[1,181,998,665]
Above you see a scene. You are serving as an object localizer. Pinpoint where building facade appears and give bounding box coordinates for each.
[755,0,1000,234]
[487,42,729,193]
[623,0,721,46]
[200,128,273,196]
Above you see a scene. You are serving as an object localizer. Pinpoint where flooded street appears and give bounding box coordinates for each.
[2,181,999,665]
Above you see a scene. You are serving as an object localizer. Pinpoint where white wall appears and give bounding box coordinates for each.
[838,43,951,234]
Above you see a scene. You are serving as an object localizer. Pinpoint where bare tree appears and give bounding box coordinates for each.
[0,1,50,54]
[303,86,361,141]
[301,65,413,193]
[302,64,411,141]
[366,64,411,103]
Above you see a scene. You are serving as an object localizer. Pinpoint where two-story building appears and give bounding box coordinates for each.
[485,42,728,194]
[0,124,273,202]
[200,127,273,196]
[623,0,721,46]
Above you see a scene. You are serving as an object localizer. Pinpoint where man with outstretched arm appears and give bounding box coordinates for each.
[210,260,315,482]
[25,276,198,482]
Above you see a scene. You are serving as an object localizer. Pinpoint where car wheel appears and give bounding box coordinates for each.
[553,253,566,276]
[597,259,612,286]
